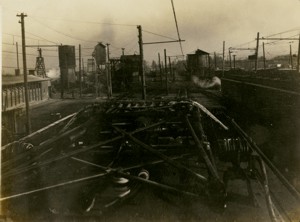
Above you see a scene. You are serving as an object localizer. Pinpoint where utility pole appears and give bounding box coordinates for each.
[263,42,266,70]
[228,49,232,69]
[233,55,236,70]
[17,13,31,134]
[168,56,174,82]
[255,32,260,72]
[16,42,20,73]
[214,52,217,70]
[158,53,163,87]
[137,25,146,100]
[222,41,225,77]
[82,58,85,88]
[298,34,300,72]
[106,43,112,98]
[122,48,125,56]
[79,44,82,97]
[289,43,293,70]
[164,49,168,95]
[259,34,300,72]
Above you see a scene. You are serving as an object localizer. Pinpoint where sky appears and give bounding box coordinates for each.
[1,0,300,75]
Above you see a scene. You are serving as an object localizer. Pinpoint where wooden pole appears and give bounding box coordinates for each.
[138,25,146,100]
[214,52,217,70]
[233,55,236,70]
[79,44,82,97]
[255,32,260,72]
[158,53,163,87]
[289,44,293,70]
[263,42,266,70]
[297,34,300,72]
[106,43,112,98]
[222,41,225,77]
[164,49,168,95]
[16,42,20,71]
[17,13,31,134]
[228,49,232,69]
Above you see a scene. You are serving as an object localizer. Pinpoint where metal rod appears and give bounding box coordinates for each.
[2,113,76,151]
[4,120,165,178]
[191,101,228,130]
[0,172,108,202]
[230,118,300,202]
[113,126,207,182]
[72,156,202,199]
[185,116,220,180]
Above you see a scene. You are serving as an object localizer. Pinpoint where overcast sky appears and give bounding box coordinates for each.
[1,0,300,74]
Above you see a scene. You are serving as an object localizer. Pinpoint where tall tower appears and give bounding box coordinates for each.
[35,48,47,78]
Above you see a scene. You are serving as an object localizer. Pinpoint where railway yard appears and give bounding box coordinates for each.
[2,79,300,222]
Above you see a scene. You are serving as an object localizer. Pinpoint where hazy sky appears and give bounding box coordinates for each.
[1,0,300,74]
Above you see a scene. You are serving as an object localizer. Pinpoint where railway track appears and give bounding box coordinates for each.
[1,91,300,221]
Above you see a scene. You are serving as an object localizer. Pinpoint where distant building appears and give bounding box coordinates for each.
[187,49,210,77]
[2,75,51,143]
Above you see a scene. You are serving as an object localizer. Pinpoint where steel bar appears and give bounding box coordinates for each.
[0,172,108,202]
[118,171,202,198]
[255,156,280,222]
[71,153,193,172]
[2,113,76,151]
[71,157,203,199]
[113,126,207,182]
[3,121,165,179]
[185,116,220,180]
[230,118,300,202]
[191,101,228,130]
[2,116,95,169]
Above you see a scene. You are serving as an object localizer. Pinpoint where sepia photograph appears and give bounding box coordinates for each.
[1,0,300,221]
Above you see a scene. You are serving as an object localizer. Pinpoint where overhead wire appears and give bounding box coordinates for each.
[142,29,177,41]
[30,15,137,27]
[29,16,98,43]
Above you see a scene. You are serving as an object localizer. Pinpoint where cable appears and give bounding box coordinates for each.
[26,31,60,45]
[142,29,177,41]
[29,17,98,43]
[30,15,136,27]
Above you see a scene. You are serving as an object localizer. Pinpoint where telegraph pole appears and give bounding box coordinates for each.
[255,32,260,72]
[16,42,20,73]
[17,13,31,134]
[164,49,168,95]
[214,52,217,70]
[289,43,293,70]
[228,49,232,69]
[137,25,146,100]
[263,42,266,70]
[79,44,82,97]
[222,41,225,77]
[259,34,300,72]
[158,53,163,87]
[106,43,112,98]
[233,55,236,70]
[297,34,300,72]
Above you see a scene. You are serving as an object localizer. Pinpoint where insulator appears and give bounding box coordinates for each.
[112,176,131,198]
[138,169,150,180]
[218,138,251,163]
